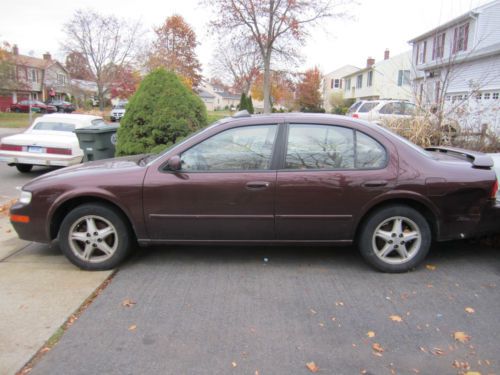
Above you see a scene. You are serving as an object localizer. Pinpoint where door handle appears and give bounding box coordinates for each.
[362,180,388,188]
[246,181,270,190]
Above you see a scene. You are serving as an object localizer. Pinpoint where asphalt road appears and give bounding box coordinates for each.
[30,242,499,375]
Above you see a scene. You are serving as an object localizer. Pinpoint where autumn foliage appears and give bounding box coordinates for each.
[109,65,141,99]
[148,15,202,88]
[296,67,323,112]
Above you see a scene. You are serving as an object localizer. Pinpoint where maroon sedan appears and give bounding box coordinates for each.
[9,112,500,272]
[10,100,57,113]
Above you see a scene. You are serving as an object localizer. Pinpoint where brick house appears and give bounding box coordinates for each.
[0,45,71,111]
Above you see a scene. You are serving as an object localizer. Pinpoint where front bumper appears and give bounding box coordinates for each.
[0,151,82,167]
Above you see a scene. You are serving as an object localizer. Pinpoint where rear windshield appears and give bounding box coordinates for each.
[33,122,76,132]
[91,119,107,126]
[358,102,380,113]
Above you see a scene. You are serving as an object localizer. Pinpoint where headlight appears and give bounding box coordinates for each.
[19,191,32,205]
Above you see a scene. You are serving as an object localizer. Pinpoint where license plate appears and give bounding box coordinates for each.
[28,146,43,153]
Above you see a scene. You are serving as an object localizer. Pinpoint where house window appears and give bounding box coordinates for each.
[334,79,341,88]
[356,74,363,89]
[57,74,66,85]
[493,93,499,100]
[419,41,427,64]
[484,93,490,100]
[367,71,373,87]
[476,93,482,99]
[397,70,410,86]
[445,96,451,101]
[432,33,445,59]
[28,68,37,82]
[453,22,469,53]
[345,78,351,92]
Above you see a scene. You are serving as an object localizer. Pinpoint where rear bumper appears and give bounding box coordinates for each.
[478,201,500,236]
[0,151,82,167]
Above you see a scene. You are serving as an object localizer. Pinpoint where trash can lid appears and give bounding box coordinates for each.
[74,124,119,133]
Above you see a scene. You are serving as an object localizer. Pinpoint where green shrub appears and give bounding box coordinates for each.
[247,95,254,114]
[116,68,207,156]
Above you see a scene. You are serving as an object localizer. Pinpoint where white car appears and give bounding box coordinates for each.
[110,101,127,122]
[0,114,105,173]
[348,99,417,124]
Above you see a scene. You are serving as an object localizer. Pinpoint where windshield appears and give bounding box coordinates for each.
[32,122,75,132]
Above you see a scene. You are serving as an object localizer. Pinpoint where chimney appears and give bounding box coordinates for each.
[366,57,375,68]
[43,52,52,61]
[384,49,390,60]
[12,45,19,55]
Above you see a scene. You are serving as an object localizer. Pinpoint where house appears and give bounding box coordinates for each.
[0,45,71,111]
[70,79,100,107]
[409,0,500,133]
[198,80,240,111]
[322,65,360,112]
[342,50,413,102]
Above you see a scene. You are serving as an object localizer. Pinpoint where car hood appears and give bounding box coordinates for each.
[23,154,148,188]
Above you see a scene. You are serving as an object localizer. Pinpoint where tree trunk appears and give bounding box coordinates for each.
[98,84,104,111]
[263,56,271,114]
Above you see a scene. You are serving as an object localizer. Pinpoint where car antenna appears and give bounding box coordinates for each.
[232,110,251,118]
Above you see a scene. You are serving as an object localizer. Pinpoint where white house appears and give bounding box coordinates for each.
[409,0,500,133]
[322,65,360,112]
[342,50,413,102]
[198,80,240,111]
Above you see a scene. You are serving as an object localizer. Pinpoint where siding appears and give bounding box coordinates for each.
[447,54,500,93]
[475,0,500,50]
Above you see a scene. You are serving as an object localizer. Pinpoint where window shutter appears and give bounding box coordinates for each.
[331,79,333,89]
[464,23,469,50]
[432,37,436,60]
[440,33,445,57]
[452,27,458,53]
[339,79,342,89]
[398,70,403,86]
[416,44,420,64]
[423,41,427,63]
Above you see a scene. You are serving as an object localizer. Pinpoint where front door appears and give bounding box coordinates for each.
[143,124,279,241]
[275,123,397,241]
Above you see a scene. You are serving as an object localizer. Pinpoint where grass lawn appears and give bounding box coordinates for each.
[0,113,40,128]
[207,110,233,124]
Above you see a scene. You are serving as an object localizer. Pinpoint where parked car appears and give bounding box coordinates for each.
[9,112,500,272]
[349,100,417,124]
[0,114,106,173]
[10,100,57,114]
[110,101,127,122]
[490,153,500,200]
[47,100,76,113]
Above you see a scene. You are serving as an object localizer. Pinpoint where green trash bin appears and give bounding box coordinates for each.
[74,124,119,162]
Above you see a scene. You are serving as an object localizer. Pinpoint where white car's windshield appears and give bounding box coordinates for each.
[33,122,76,132]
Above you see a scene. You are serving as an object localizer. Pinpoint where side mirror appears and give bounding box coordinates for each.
[167,155,182,171]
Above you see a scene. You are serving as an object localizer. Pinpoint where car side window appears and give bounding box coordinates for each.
[379,103,394,114]
[285,124,355,169]
[356,131,387,168]
[285,124,387,170]
[181,124,277,171]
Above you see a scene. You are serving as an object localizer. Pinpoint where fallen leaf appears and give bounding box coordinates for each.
[373,351,383,357]
[255,371,259,375]
[40,347,50,354]
[121,298,136,307]
[389,315,403,322]
[128,324,137,331]
[454,331,471,343]
[367,331,375,338]
[372,343,384,353]
[419,346,428,353]
[426,264,436,270]
[427,284,434,288]
[465,307,475,314]
[310,309,317,314]
[411,369,420,374]
[431,347,445,356]
[231,362,237,368]
[464,373,481,375]
[335,301,344,306]
[306,361,319,373]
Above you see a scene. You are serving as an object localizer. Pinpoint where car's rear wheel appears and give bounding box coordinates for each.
[16,164,33,173]
[59,203,132,270]
[358,205,431,273]
[14,108,20,113]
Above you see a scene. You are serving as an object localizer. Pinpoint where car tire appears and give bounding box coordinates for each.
[58,203,133,270]
[14,108,20,113]
[16,164,33,173]
[58,107,64,113]
[358,205,431,273]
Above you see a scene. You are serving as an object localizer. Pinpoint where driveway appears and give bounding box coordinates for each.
[29,243,499,375]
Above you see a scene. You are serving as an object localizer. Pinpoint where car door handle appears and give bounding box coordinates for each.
[246,181,270,190]
[362,180,388,188]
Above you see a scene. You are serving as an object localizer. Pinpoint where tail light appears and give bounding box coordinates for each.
[491,179,498,199]
[0,144,23,151]
[352,113,359,118]
[46,147,72,155]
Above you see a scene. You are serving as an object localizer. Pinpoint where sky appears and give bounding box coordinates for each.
[0,0,493,80]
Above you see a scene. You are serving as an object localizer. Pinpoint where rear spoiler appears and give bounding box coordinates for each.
[425,146,494,168]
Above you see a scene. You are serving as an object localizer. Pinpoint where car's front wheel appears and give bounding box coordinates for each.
[16,164,33,173]
[358,205,431,273]
[59,203,132,270]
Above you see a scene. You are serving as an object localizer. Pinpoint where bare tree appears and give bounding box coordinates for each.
[208,0,352,113]
[61,9,143,110]
[211,38,261,94]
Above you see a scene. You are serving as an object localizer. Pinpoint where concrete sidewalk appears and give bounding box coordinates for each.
[0,215,112,375]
